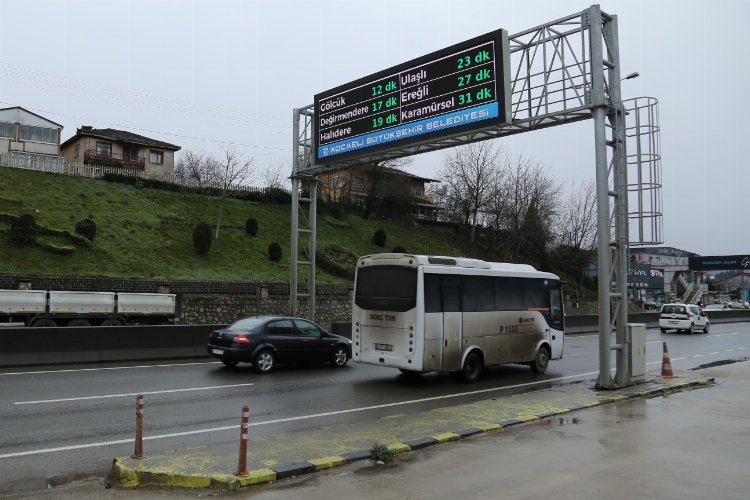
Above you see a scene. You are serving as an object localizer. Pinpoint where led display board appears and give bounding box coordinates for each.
[689,255,750,271]
[314,29,510,165]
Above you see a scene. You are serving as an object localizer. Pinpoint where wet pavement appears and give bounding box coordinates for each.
[5,360,749,499]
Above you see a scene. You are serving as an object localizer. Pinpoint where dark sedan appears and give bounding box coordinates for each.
[207,316,351,373]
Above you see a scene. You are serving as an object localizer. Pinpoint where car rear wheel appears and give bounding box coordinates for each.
[253,349,275,373]
[330,346,349,368]
[221,359,239,367]
[660,328,667,333]
[687,323,695,334]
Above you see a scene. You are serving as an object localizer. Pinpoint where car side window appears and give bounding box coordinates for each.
[293,319,322,337]
[267,319,295,335]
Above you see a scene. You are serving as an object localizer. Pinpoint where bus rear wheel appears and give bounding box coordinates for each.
[530,346,550,374]
[456,352,483,383]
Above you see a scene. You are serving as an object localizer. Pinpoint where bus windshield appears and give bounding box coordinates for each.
[355,265,417,312]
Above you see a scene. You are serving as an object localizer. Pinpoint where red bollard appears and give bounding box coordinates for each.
[132,394,144,459]
[236,405,250,476]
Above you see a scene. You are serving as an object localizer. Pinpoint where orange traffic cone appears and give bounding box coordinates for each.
[661,342,674,378]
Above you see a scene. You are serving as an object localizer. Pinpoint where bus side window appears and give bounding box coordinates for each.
[424,274,442,313]
[495,277,523,310]
[442,277,462,313]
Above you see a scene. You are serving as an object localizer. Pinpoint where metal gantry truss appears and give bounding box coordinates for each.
[291,4,663,388]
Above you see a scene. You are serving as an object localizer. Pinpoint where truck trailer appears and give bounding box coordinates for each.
[0,290,177,327]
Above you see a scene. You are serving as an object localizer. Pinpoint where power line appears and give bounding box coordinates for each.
[0,100,290,155]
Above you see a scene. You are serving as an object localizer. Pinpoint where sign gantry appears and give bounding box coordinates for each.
[291,4,663,389]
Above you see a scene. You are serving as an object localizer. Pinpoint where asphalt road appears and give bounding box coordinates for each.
[1,322,748,493]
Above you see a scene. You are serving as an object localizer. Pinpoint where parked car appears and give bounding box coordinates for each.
[703,303,729,311]
[728,301,750,309]
[659,303,709,334]
[207,316,351,373]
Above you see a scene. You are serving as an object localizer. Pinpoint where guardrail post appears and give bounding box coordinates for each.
[132,394,144,459]
[236,405,250,476]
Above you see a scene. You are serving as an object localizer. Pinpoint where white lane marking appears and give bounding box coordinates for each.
[693,355,703,358]
[0,371,600,459]
[1,361,220,376]
[707,332,742,338]
[14,383,254,405]
[708,352,720,355]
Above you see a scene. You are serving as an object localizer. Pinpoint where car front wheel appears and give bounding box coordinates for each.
[330,346,349,368]
[253,349,275,373]
[704,322,709,333]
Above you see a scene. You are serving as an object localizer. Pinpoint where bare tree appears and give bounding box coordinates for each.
[214,147,254,239]
[174,150,211,187]
[262,161,289,191]
[494,154,560,264]
[556,179,598,250]
[438,142,502,243]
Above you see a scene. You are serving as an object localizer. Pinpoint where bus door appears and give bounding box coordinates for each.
[441,278,462,371]
[549,284,564,359]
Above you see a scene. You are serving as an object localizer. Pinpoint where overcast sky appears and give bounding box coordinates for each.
[2,0,747,257]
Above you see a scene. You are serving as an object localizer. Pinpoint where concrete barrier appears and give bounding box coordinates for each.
[0,312,748,367]
[0,324,225,367]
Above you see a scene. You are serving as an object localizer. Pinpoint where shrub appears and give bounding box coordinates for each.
[268,242,282,262]
[192,222,212,256]
[9,213,37,247]
[370,443,395,463]
[40,242,76,254]
[75,218,97,241]
[373,228,387,247]
[245,217,259,236]
[392,246,407,253]
[317,244,358,279]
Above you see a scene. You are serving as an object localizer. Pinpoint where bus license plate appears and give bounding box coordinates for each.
[374,343,393,351]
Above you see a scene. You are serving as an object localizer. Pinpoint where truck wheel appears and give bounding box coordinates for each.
[31,318,57,327]
[101,319,124,326]
[68,319,91,327]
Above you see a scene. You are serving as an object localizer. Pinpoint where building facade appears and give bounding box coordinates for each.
[0,106,65,172]
[60,126,180,178]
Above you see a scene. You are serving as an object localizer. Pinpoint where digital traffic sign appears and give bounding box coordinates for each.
[314,29,510,165]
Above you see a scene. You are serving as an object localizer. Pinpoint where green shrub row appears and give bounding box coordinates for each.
[0,212,93,248]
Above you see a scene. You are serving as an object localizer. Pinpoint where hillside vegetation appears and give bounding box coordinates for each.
[0,167,466,283]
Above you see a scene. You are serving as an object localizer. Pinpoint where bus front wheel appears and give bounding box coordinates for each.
[455,352,483,383]
[530,346,550,374]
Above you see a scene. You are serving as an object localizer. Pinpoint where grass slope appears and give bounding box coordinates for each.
[0,167,464,283]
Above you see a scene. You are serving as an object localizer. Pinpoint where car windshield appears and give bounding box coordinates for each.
[227,318,266,331]
[662,305,686,314]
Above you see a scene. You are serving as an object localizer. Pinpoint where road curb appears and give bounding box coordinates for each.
[109,374,715,491]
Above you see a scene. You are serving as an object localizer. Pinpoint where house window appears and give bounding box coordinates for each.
[96,142,112,156]
[149,150,164,164]
[74,144,80,158]
[0,121,14,139]
[20,125,58,144]
[331,175,342,188]
[124,146,139,161]
[353,176,366,191]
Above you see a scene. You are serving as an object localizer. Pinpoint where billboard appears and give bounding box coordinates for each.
[689,255,750,271]
[314,29,511,165]
[627,264,664,289]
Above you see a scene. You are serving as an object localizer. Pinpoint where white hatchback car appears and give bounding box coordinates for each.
[659,303,709,334]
